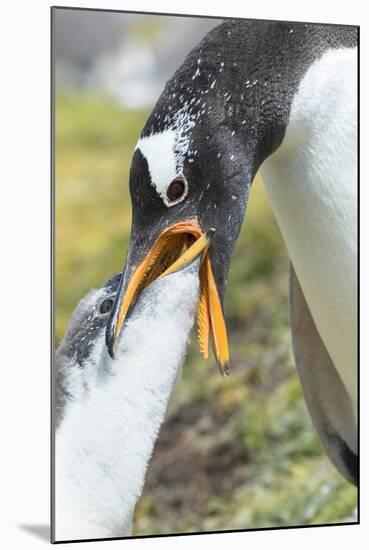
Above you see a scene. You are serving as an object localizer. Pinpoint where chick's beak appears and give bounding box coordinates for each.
[106,220,230,376]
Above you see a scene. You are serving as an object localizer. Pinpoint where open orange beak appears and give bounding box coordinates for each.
[107,220,230,376]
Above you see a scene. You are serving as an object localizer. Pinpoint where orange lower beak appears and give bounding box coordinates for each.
[111,220,230,376]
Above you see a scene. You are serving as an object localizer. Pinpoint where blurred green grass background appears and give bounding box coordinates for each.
[55,93,357,535]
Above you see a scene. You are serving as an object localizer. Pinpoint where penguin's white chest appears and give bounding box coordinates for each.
[260,47,357,404]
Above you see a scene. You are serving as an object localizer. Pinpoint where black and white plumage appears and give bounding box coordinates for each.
[106,20,358,485]
[55,274,121,429]
[54,18,358,541]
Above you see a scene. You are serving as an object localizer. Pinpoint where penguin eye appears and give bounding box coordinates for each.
[166,177,187,204]
[99,297,114,315]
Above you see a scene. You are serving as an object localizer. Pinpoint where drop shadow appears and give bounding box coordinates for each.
[18,524,50,542]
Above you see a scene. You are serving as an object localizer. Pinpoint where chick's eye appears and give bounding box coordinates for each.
[99,297,114,314]
[167,178,186,203]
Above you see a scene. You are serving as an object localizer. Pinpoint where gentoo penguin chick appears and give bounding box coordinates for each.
[54,261,200,541]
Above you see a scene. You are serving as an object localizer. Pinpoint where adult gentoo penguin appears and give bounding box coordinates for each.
[54,263,201,540]
[106,21,358,486]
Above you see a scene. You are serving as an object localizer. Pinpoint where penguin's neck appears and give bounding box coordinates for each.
[55,269,199,541]
[260,46,357,404]
[143,21,356,185]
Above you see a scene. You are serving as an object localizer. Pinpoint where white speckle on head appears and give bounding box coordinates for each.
[192,67,201,80]
[230,154,235,160]
[211,80,216,89]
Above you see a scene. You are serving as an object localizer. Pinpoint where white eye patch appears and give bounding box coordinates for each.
[135,129,188,207]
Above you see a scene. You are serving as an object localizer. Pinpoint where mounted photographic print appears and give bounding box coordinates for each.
[51,7,358,543]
